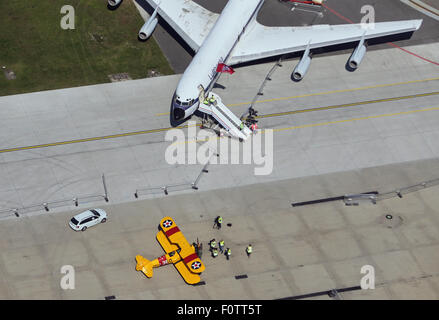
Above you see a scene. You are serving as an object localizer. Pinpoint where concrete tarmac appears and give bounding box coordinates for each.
[0,158,439,299]
[0,1,439,300]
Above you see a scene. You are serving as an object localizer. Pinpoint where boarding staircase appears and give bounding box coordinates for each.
[198,92,252,141]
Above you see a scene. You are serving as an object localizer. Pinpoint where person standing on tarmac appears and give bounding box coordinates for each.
[214,216,222,229]
[219,240,225,253]
[246,244,252,258]
[226,248,231,260]
[210,239,216,252]
[217,216,223,229]
[212,248,218,258]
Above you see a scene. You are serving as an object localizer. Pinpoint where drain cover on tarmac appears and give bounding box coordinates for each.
[381,213,404,228]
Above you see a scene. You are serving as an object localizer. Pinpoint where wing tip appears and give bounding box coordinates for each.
[413,19,423,30]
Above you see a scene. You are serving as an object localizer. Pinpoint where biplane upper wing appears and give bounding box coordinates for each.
[158,217,205,281]
[158,217,191,250]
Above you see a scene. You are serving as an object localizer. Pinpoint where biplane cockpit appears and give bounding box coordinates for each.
[135,217,205,285]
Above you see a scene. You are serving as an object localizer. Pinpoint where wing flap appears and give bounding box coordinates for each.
[229,20,423,65]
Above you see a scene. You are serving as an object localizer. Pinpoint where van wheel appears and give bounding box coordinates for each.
[101,218,107,223]
[81,226,87,231]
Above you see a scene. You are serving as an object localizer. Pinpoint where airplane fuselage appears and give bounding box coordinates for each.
[170,0,264,125]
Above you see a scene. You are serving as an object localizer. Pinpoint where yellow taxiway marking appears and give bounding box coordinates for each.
[0,92,436,154]
[154,77,439,116]
[0,123,198,154]
[175,106,439,146]
[255,91,439,119]
[271,106,439,133]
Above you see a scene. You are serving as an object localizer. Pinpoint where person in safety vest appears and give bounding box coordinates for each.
[219,240,225,253]
[212,248,218,258]
[226,248,231,260]
[217,216,223,229]
[246,244,252,258]
[210,239,216,251]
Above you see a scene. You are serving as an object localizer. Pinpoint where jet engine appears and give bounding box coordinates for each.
[348,34,367,70]
[292,43,312,81]
[138,8,159,40]
[108,0,122,7]
[348,43,367,70]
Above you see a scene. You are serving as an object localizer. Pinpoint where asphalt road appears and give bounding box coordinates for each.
[135,0,439,72]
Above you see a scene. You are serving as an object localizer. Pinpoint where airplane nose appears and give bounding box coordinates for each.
[173,107,185,121]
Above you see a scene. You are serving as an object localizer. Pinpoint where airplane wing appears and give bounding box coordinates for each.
[143,0,219,52]
[228,20,423,65]
[158,217,191,249]
[158,217,205,283]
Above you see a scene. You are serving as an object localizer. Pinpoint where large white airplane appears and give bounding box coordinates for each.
[108,0,422,129]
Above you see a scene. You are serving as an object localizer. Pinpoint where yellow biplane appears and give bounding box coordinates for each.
[135,216,205,285]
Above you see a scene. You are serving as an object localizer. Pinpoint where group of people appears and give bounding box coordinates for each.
[208,216,253,260]
[209,238,231,260]
[202,93,259,134]
[243,107,259,132]
[203,94,217,106]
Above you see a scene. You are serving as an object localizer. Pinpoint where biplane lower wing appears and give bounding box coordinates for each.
[174,261,201,285]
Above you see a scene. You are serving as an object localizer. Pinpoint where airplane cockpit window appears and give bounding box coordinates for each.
[174,96,196,107]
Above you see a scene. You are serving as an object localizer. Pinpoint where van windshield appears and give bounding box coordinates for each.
[71,217,79,225]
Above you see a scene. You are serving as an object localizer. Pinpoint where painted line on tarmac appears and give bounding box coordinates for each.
[175,106,439,146]
[256,91,439,119]
[0,123,198,154]
[1,92,437,154]
[401,0,439,21]
[155,77,439,116]
[271,106,439,133]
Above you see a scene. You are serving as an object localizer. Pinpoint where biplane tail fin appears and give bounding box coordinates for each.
[135,255,154,278]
